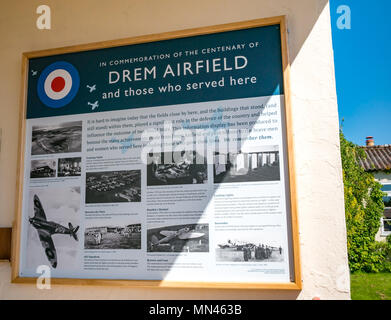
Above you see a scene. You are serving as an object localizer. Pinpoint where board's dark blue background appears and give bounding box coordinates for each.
[27,25,284,119]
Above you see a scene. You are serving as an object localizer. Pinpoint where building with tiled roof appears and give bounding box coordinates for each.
[360,137,391,241]
[359,141,391,171]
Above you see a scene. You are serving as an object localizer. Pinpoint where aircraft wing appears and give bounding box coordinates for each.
[37,229,57,268]
[33,195,47,221]
[178,232,205,240]
[160,230,176,237]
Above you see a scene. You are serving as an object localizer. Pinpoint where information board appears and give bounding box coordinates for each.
[12,16,301,289]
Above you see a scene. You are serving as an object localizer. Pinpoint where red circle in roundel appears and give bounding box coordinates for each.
[51,76,66,92]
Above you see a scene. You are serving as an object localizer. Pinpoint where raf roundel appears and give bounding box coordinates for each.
[37,61,80,108]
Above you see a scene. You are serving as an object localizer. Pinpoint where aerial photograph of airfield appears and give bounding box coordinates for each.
[84,223,141,250]
[147,223,209,252]
[31,121,82,155]
[85,170,141,203]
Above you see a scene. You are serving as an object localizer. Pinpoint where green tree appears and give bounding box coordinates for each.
[340,132,386,272]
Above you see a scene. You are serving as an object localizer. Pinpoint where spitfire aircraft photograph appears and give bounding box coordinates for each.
[147,223,209,252]
[31,121,82,155]
[25,187,81,270]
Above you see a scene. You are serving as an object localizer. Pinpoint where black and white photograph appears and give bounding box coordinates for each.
[31,121,82,155]
[84,223,141,250]
[58,157,81,177]
[26,187,80,270]
[147,223,209,252]
[214,145,280,183]
[216,238,284,262]
[30,159,57,178]
[147,151,207,186]
[85,170,141,203]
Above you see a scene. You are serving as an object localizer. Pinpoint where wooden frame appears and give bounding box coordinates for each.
[0,228,12,261]
[11,15,301,290]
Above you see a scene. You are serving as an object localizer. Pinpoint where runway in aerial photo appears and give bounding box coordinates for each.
[31,121,82,155]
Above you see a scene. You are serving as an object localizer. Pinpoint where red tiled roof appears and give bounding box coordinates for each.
[359,145,391,171]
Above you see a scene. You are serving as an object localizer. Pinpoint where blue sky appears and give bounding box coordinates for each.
[329,0,391,146]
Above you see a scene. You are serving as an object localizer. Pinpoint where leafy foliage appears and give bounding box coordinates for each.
[340,132,387,272]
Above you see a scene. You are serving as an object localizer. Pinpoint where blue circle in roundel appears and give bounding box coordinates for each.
[37,61,80,108]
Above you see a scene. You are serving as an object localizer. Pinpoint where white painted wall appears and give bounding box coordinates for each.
[0,0,350,299]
